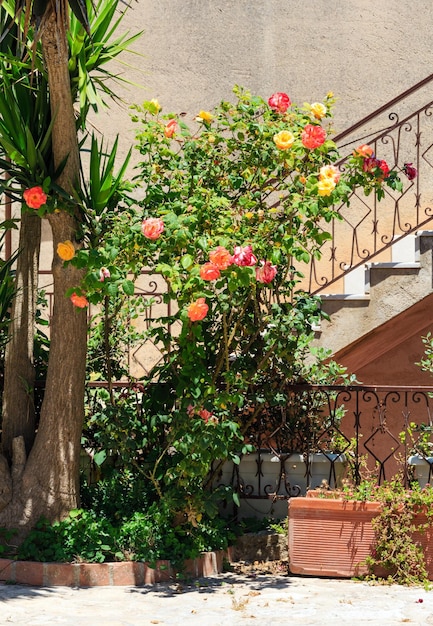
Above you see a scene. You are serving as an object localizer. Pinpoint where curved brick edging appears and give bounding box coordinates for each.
[0,548,233,587]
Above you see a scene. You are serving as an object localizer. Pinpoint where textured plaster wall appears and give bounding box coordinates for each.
[90,0,433,163]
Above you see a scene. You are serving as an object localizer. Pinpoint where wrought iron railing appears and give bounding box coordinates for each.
[208,384,433,517]
[304,74,433,294]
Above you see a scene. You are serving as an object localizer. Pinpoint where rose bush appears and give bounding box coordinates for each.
[73,87,408,522]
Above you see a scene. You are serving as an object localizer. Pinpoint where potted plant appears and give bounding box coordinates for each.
[288,477,433,586]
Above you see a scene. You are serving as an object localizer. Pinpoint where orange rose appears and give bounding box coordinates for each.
[70,293,89,308]
[209,246,233,270]
[200,262,221,281]
[187,297,209,321]
[353,144,374,158]
[164,119,177,138]
[301,124,326,150]
[273,130,295,150]
[57,240,75,261]
[23,186,47,209]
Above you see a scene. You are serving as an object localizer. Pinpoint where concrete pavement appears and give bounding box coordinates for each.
[1,572,433,625]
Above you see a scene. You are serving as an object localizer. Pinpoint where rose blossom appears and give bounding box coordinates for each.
[403,162,417,181]
[99,267,111,282]
[56,240,75,261]
[377,159,390,180]
[256,260,277,284]
[164,119,177,138]
[198,408,213,423]
[319,164,340,184]
[23,186,47,209]
[363,157,390,180]
[273,130,295,150]
[70,292,88,308]
[318,178,336,196]
[200,262,221,281]
[209,246,233,270]
[187,297,209,321]
[353,144,374,158]
[310,102,327,119]
[232,245,257,267]
[268,92,291,113]
[301,124,327,150]
[196,110,213,122]
[141,217,164,240]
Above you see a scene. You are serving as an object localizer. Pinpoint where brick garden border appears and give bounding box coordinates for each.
[0,548,233,587]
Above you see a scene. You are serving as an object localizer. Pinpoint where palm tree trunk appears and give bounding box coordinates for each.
[0,8,88,530]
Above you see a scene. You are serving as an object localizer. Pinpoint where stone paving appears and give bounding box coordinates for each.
[1,572,433,625]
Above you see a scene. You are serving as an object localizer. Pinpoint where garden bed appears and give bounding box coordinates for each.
[0,549,232,587]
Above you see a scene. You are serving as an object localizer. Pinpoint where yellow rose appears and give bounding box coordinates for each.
[197,110,213,122]
[273,130,295,150]
[57,240,75,261]
[318,178,336,196]
[310,102,327,119]
[150,98,161,112]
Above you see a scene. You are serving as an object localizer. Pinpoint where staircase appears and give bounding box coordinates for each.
[308,74,433,360]
[314,230,433,356]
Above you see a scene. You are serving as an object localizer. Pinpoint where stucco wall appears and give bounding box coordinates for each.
[91,0,433,163]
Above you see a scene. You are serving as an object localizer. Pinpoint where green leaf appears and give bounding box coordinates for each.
[122,279,135,295]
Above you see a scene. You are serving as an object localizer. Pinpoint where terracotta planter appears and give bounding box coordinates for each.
[288,497,380,577]
[288,496,433,580]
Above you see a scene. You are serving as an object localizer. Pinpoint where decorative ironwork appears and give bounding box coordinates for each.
[208,385,433,510]
[304,83,433,294]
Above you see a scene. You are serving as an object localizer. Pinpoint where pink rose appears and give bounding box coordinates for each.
[200,262,221,281]
[141,217,164,240]
[256,260,277,284]
[232,245,257,267]
[268,92,291,113]
[301,124,327,150]
[99,267,110,282]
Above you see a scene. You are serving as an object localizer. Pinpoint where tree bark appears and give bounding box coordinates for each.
[2,212,41,460]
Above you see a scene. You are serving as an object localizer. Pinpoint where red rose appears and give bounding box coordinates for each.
[268,92,291,113]
[403,162,417,181]
[301,124,327,150]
